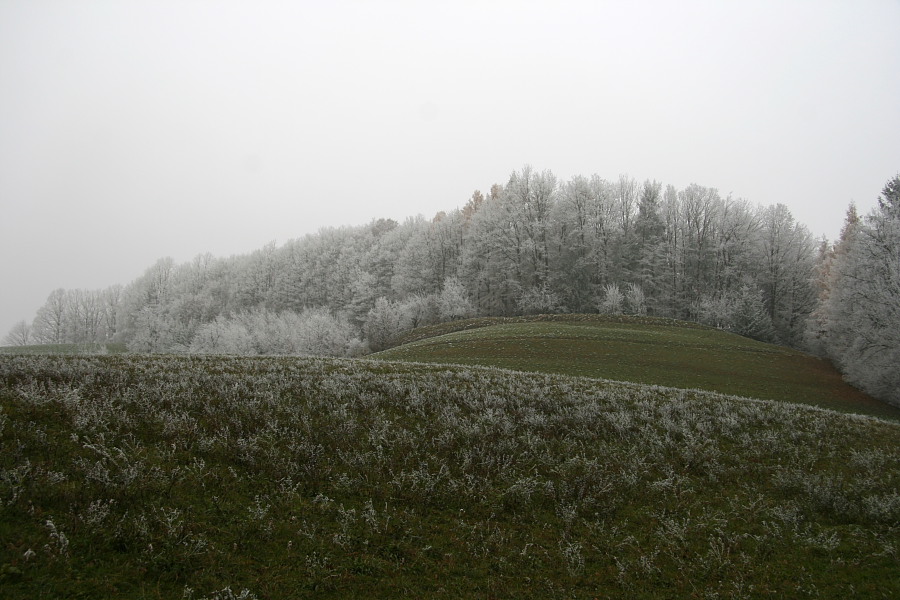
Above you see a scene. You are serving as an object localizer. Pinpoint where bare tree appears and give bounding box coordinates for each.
[102,284,123,341]
[3,320,31,346]
[32,288,68,344]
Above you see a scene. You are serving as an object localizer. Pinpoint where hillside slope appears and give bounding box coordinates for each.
[373,315,899,420]
[1,354,898,598]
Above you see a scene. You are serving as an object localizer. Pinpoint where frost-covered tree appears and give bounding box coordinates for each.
[128,305,183,353]
[661,184,684,318]
[551,174,615,311]
[233,241,280,310]
[189,307,360,356]
[758,204,817,345]
[552,175,596,311]
[807,205,859,355]
[118,258,179,351]
[679,184,721,312]
[611,174,639,281]
[28,286,121,345]
[517,282,566,315]
[460,185,522,315]
[730,285,776,342]
[397,293,441,330]
[696,286,775,342]
[392,216,440,297]
[101,284,122,341]
[21,166,850,359]
[271,238,314,312]
[633,180,667,310]
[713,197,761,297]
[439,276,474,322]
[598,283,624,315]
[3,320,31,346]
[364,297,404,352]
[624,283,646,316]
[32,288,68,344]
[505,166,558,288]
[695,294,734,330]
[347,270,379,328]
[69,289,105,343]
[818,175,900,405]
[366,217,412,301]
[423,211,465,287]
[296,308,365,356]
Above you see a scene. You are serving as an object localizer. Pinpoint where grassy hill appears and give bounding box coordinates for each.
[372,314,900,420]
[1,354,899,598]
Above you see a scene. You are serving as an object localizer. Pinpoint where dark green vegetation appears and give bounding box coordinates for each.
[1,354,899,598]
[375,315,900,420]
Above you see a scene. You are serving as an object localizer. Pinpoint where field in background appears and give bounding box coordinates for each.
[374,315,900,420]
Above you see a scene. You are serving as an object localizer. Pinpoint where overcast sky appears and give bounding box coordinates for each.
[2,0,899,338]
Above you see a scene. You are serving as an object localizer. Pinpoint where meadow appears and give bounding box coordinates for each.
[375,315,900,420]
[1,352,898,598]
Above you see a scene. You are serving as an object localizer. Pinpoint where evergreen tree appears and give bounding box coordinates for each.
[820,176,900,405]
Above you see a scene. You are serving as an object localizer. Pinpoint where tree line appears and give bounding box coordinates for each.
[7,167,899,405]
[808,175,900,405]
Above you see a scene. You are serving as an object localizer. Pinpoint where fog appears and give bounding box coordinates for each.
[2,0,899,337]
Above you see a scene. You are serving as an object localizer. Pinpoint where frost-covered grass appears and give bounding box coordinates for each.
[1,354,899,598]
[374,315,900,420]
[0,343,127,356]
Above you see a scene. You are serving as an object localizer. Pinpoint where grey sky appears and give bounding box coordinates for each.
[2,0,899,338]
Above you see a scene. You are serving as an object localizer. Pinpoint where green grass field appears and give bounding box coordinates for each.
[2,318,898,597]
[1,354,898,598]
[373,315,900,420]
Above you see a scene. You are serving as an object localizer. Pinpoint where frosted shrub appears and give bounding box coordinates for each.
[559,538,585,576]
[248,494,272,522]
[624,283,646,316]
[598,283,624,315]
[77,438,145,492]
[189,308,361,356]
[695,286,775,342]
[361,499,384,534]
[849,448,892,473]
[44,518,69,558]
[502,475,550,512]
[695,294,734,330]
[802,529,840,551]
[396,293,440,330]
[303,551,337,588]
[364,298,404,352]
[183,587,258,600]
[862,492,900,524]
[81,498,115,527]
[1,461,31,506]
[438,276,474,321]
[294,307,362,356]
